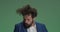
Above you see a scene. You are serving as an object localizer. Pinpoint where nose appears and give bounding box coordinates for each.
[25,19,28,23]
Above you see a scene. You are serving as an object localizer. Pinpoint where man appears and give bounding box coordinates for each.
[14,5,48,32]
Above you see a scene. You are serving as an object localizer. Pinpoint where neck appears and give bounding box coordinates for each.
[31,21,35,26]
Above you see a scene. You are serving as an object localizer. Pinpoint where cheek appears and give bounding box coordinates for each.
[24,16,33,24]
[25,19,32,24]
[28,19,33,24]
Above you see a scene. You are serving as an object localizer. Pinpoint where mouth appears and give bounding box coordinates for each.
[23,23,31,28]
[23,20,33,28]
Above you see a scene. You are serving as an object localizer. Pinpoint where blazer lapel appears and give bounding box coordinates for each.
[36,22,43,32]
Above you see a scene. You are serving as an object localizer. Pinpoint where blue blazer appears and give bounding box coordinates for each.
[14,22,48,32]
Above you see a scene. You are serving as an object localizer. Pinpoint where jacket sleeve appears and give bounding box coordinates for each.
[42,24,48,32]
[14,24,19,32]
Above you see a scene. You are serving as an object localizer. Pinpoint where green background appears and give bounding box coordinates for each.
[0,0,60,32]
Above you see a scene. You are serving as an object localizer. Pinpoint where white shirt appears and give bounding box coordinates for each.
[27,24,37,32]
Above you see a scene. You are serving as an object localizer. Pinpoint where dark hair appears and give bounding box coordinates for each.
[16,5,37,18]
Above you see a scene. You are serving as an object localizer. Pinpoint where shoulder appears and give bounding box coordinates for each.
[35,22,45,26]
[35,22,46,28]
[14,22,23,32]
[15,22,23,27]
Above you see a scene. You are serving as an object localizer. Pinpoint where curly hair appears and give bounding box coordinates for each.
[16,5,37,18]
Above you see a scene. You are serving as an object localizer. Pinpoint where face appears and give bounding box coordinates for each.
[23,14,33,28]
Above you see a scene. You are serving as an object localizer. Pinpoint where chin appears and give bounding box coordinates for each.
[24,23,31,28]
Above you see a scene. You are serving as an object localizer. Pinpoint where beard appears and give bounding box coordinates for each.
[23,20,33,28]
